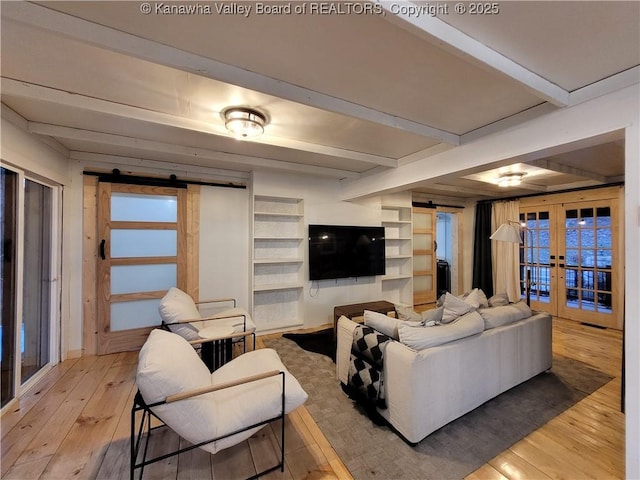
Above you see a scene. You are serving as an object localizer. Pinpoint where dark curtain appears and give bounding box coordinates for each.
[472,202,493,297]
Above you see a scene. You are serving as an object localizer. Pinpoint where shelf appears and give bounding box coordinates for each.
[382,274,412,281]
[254,236,304,241]
[254,211,304,218]
[382,220,412,225]
[253,258,304,264]
[253,282,304,292]
[385,237,412,241]
[386,255,412,260]
[253,195,305,330]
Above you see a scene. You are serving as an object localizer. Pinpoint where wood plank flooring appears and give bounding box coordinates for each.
[1,317,623,480]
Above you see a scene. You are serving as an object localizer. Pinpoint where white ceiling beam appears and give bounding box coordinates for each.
[3,2,459,145]
[2,78,397,168]
[379,1,570,107]
[27,122,362,179]
[528,158,608,183]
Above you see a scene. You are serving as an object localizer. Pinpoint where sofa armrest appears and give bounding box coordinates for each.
[336,315,359,383]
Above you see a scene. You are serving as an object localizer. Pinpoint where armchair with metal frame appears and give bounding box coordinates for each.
[159,288,257,370]
[490,220,532,306]
[131,328,308,480]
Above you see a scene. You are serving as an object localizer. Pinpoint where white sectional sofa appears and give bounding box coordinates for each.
[336,307,552,444]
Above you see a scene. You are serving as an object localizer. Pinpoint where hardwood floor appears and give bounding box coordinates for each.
[1,318,623,480]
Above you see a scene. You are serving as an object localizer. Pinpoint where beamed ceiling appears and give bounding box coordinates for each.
[1,1,638,198]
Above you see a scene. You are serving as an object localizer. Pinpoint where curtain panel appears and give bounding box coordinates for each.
[491,200,521,302]
[472,202,494,297]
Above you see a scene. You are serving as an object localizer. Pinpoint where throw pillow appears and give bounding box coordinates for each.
[463,288,482,309]
[488,292,510,307]
[479,301,532,329]
[364,310,403,339]
[476,289,489,308]
[441,292,476,324]
[398,311,484,350]
[395,304,422,322]
[421,306,444,325]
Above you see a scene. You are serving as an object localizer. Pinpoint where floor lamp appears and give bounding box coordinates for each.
[490,220,531,306]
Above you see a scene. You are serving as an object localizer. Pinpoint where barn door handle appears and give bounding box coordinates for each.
[434,240,438,252]
[100,239,106,260]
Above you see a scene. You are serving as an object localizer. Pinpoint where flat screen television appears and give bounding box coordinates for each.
[308,224,385,280]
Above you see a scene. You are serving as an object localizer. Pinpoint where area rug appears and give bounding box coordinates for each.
[263,336,613,480]
[282,328,335,361]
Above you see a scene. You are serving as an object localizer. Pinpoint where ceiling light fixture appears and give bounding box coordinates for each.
[223,107,266,139]
[497,172,525,187]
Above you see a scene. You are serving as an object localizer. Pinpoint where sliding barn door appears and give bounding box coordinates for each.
[96,183,187,354]
[413,206,437,305]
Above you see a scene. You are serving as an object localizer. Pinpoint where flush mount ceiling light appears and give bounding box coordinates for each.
[497,172,525,187]
[223,107,266,139]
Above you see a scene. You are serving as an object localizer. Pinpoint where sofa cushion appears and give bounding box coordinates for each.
[364,310,403,339]
[480,301,532,329]
[398,311,484,350]
[159,287,203,340]
[395,305,444,326]
[441,292,476,324]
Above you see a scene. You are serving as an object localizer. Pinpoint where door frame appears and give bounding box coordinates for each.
[82,174,200,355]
[520,185,624,329]
[1,165,61,412]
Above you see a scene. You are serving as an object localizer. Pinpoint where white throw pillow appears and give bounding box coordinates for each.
[463,288,482,309]
[421,306,444,326]
[364,310,403,339]
[476,289,489,308]
[158,287,203,340]
[441,292,476,324]
[395,304,422,322]
[479,301,532,329]
[488,292,510,307]
[398,311,484,350]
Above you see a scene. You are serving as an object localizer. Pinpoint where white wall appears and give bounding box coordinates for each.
[1,110,75,359]
[198,185,250,308]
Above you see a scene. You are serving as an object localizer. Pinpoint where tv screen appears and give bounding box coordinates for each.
[308,224,385,281]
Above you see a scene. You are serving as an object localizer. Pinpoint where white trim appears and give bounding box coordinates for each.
[29,123,363,179]
[1,164,61,404]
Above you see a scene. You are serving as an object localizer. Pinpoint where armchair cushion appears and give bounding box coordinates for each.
[159,287,204,340]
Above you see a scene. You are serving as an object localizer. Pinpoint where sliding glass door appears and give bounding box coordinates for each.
[1,166,58,408]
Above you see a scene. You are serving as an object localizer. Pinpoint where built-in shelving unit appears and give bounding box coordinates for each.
[381,203,413,305]
[252,196,304,331]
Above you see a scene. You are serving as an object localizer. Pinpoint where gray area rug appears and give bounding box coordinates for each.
[263,336,613,480]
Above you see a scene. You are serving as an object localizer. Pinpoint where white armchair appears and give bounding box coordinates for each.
[158,287,256,367]
[132,329,308,479]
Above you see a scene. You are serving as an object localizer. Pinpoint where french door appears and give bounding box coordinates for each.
[519,190,621,329]
[1,166,59,408]
[97,183,187,354]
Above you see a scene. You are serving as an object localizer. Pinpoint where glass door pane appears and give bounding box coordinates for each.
[519,210,553,308]
[559,201,617,326]
[21,180,52,383]
[1,168,18,407]
[98,183,185,354]
[413,207,437,305]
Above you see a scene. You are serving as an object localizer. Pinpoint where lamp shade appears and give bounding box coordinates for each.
[490,222,522,243]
